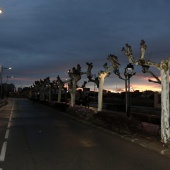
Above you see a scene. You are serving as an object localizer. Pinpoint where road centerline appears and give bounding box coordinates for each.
[0,142,7,162]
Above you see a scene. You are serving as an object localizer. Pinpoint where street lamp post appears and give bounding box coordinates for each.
[0,66,12,98]
[114,63,135,117]
[5,76,13,97]
[125,63,135,118]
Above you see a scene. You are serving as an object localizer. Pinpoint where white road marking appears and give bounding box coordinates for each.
[0,142,7,161]
[11,107,13,113]
[9,107,13,122]
[9,115,12,122]
[5,129,9,139]
[0,107,14,163]
[0,105,14,164]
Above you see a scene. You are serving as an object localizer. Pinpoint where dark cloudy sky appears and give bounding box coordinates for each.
[0,0,170,92]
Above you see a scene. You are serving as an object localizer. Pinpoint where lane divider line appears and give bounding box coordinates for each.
[9,106,13,123]
[0,103,14,169]
[5,129,9,139]
[0,142,7,162]
[11,107,13,113]
[0,106,13,165]
[9,115,12,122]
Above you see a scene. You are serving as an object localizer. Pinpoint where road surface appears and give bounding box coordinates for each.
[0,98,170,170]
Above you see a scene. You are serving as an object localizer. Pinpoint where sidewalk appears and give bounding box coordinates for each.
[88,106,170,158]
[120,131,170,159]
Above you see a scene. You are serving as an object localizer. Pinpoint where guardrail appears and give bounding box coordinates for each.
[131,106,161,115]
[90,103,161,126]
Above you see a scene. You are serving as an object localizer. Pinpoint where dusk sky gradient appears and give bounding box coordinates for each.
[0,0,170,92]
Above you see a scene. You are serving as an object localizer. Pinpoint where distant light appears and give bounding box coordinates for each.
[125,63,134,75]
[9,67,12,70]
[0,9,2,14]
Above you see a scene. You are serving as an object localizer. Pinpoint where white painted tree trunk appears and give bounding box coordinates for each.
[98,75,105,111]
[122,40,170,143]
[58,85,62,102]
[71,93,76,107]
[70,80,77,107]
[49,86,51,103]
[40,88,44,100]
[160,67,170,143]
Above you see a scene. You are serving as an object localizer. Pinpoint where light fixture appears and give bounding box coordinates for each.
[124,63,135,77]
[142,65,150,73]
[126,63,134,74]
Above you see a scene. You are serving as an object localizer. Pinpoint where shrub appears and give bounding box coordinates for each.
[92,111,143,135]
[66,105,95,120]
[52,102,69,112]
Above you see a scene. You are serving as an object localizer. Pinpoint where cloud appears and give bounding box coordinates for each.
[0,0,170,91]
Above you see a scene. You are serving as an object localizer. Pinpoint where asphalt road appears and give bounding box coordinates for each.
[0,98,170,170]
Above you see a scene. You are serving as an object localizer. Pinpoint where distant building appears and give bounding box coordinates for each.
[141,90,154,98]
[83,88,90,93]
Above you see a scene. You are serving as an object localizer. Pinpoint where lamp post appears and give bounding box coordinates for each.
[114,63,135,117]
[6,76,13,97]
[0,66,12,98]
[125,63,135,117]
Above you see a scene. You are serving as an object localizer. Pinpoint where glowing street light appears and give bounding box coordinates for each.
[0,9,3,14]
